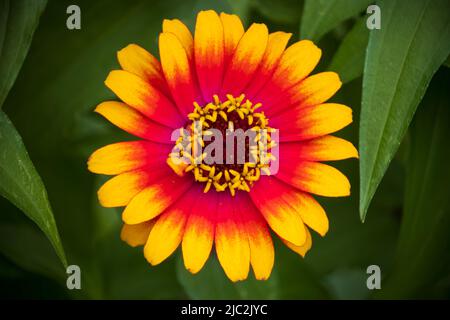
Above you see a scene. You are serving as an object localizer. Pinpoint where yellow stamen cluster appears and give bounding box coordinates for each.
[168,94,276,196]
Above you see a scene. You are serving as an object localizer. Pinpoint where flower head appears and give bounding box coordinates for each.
[88,10,357,281]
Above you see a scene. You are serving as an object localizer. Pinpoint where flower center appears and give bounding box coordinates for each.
[167,94,276,196]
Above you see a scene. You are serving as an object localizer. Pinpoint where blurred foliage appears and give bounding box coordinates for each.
[300,0,372,41]
[0,0,449,300]
[329,17,368,84]
[359,0,450,221]
[0,111,66,268]
[377,69,450,299]
[0,0,47,107]
[177,242,330,300]
[0,0,66,268]
[252,0,302,25]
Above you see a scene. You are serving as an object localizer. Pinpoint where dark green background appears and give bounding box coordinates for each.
[0,0,449,299]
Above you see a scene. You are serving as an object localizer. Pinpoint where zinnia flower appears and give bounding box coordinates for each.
[87,10,357,281]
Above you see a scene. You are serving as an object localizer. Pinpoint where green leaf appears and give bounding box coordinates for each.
[0,0,65,279]
[303,79,400,281]
[359,0,450,221]
[300,0,372,41]
[329,18,369,83]
[0,111,67,267]
[0,0,47,108]
[376,69,450,298]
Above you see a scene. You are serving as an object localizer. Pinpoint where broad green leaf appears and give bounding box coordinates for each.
[0,0,66,279]
[376,69,450,298]
[301,78,400,298]
[300,0,372,41]
[359,0,450,221]
[0,0,47,108]
[0,111,67,267]
[329,18,369,83]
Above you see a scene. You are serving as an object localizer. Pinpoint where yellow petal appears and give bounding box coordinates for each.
[245,31,292,98]
[88,141,166,175]
[122,175,192,224]
[252,177,328,236]
[238,195,274,280]
[215,196,250,282]
[270,40,321,92]
[162,19,193,59]
[293,192,329,236]
[274,103,353,141]
[281,135,359,161]
[117,44,168,93]
[94,101,173,143]
[250,177,307,246]
[282,227,312,257]
[159,32,197,115]
[97,170,152,207]
[120,220,155,247]
[222,23,268,95]
[295,72,342,106]
[220,12,244,62]
[301,135,358,160]
[182,191,216,274]
[278,161,351,197]
[301,103,352,138]
[248,225,274,280]
[104,70,181,127]
[144,204,188,265]
[194,10,225,101]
